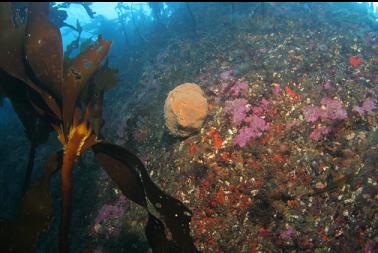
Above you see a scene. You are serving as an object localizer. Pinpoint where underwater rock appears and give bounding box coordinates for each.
[164,83,208,137]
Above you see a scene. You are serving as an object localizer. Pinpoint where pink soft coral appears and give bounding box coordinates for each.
[352,97,376,116]
[223,98,250,127]
[279,226,295,240]
[309,126,332,141]
[322,80,333,90]
[303,105,321,122]
[303,98,347,123]
[230,79,249,97]
[233,115,268,147]
[220,70,234,81]
[272,83,282,94]
[252,98,271,116]
[95,195,127,225]
[303,98,347,141]
[319,98,347,121]
[223,96,271,147]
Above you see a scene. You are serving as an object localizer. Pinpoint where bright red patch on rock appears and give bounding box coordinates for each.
[213,132,223,149]
[349,56,363,68]
[215,190,225,206]
[189,144,198,154]
[272,153,285,163]
[220,152,229,161]
[207,127,223,149]
[285,86,300,100]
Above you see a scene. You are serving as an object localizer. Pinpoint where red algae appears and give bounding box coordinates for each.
[189,144,199,154]
[220,152,230,161]
[205,127,223,149]
[285,86,300,100]
[213,132,223,149]
[349,56,364,68]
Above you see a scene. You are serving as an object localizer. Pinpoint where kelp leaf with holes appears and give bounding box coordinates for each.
[24,2,64,101]
[63,35,111,133]
[92,142,199,253]
[0,152,60,253]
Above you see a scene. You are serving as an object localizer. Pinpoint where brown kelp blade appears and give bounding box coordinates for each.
[0,152,61,253]
[80,59,118,107]
[0,2,28,82]
[91,59,119,92]
[0,71,52,144]
[91,89,104,137]
[0,3,62,120]
[63,35,111,134]
[0,73,52,192]
[79,60,118,136]
[93,142,199,253]
[25,2,64,101]
[93,144,147,206]
[145,213,176,253]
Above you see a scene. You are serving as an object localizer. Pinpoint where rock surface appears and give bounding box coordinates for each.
[164,83,208,137]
